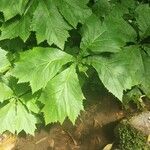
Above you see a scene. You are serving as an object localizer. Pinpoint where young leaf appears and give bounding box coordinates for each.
[0,48,10,73]
[0,82,13,103]
[0,0,29,20]
[0,99,37,135]
[12,47,73,93]
[31,0,71,49]
[40,64,84,124]
[136,4,150,38]
[56,0,92,27]
[80,15,121,54]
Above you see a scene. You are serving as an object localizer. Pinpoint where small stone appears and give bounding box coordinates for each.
[130,111,150,135]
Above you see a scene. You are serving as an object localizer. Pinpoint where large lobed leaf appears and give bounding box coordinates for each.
[12,47,73,93]
[31,0,71,49]
[40,64,84,124]
[85,46,144,100]
[80,15,122,54]
[80,10,136,55]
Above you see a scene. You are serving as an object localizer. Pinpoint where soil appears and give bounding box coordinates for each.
[13,89,124,150]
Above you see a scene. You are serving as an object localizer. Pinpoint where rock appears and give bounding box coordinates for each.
[114,111,150,150]
[130,111,150,135]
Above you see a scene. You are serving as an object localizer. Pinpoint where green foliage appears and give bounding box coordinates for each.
[0,48,10,73]
[0,0,150,135]
[80,15,122,53]
[12,47,73,93]
[0,0,29,21]
[0,82,13,102]
[40,64,84,124]
[0,99,37,135]
[135,4,150,38]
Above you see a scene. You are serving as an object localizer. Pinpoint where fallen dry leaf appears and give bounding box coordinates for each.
[103,143,113,150]
[147,135,150,143]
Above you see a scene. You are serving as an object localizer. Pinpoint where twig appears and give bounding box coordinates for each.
[35,137,47,145]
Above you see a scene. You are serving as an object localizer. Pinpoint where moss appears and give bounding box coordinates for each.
[115,120,150,150]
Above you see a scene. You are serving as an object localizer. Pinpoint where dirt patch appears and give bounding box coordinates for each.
[14,93,124,150]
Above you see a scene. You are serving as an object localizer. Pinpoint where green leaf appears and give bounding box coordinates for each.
[0,77,38,134]
[92,0,111,18]
[40,64,84,124]
[7,77,40,114]
[0,38,24,52]
[120,46,144,86]
[0,99,37,134]
[26,99,40,114]
[119,0,137,9]
[0,82,13,102]
[80,15,121,54]
[0,99,16,133]
[0,15,31,42]
[0,1,37,42]
[123,87,143,106]
[6,77,31,100]
[31,0,71,49]
[109,0,137,17]
[104,7,136,44]
[136,4,150,38]
[144,45,150,56]
[0,0,29,20]
[141,55,150,97]
[87,56,131,100]
[56,0,92,27]
[21,93,40,114]
[15,100,37,134]
[12,47,73,93]
[0,48,10,73]
[86,46,143,100]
